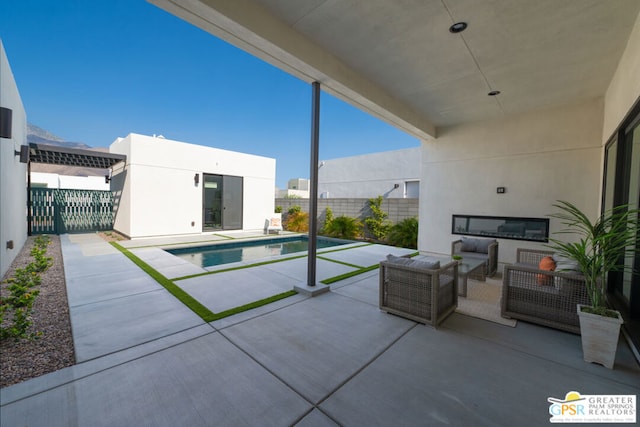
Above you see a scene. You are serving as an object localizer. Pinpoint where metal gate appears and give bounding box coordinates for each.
[30,188,115,234]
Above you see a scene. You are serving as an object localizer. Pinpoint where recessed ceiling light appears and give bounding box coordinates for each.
[488,90,501,96]
[449,22,467,33]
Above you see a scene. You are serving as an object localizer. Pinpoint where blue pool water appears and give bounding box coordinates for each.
[166,236,351,268]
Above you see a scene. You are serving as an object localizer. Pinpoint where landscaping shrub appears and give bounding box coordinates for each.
[286,211,309,232]
[320,207,334,235]
[1,235,52,341]
[323,215,363,240]
[364,195,391,241]
[387,217,419,249]
[288,205,302,215]
[29,237,53,272]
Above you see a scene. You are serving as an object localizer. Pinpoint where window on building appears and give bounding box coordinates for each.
[405,181,419,198]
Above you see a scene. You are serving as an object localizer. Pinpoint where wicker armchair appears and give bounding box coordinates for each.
[379,258,458,327]
[501,248,590,334]
[451,238,499,278]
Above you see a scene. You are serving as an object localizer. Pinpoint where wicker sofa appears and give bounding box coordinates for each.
[501,248,590,334]
[451,237,499,278]
[379,255,458,327]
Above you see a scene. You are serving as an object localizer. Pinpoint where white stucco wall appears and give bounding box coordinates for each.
[110,134,275,239]
[318,147,420,198]
[419,99,604,265]
[0,41,28,277]
[276,189,309,198]
[418,11,639,268]
[603,10,640,141]
[288,178,309,191]
[30,172,110,190]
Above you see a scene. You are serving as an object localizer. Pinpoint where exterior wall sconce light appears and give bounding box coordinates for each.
[0,107,12,139]
[394,183,400,189]
[194,173,200,185]
[14,145,29,163]
[105,174,111,184]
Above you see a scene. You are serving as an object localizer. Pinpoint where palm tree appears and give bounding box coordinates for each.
[547,200,639,315]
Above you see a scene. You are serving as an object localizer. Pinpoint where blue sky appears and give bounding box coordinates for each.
[0,0,418,188]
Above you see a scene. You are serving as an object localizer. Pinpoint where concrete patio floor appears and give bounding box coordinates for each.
[1,233,639,426]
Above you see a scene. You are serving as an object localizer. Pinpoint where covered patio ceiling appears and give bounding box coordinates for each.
[149,0,640,140]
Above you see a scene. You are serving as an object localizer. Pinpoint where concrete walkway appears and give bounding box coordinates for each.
[1,234,639,426]
[60,234,206,362]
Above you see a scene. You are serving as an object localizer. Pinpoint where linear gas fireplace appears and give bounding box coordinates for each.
[452,215,549,242]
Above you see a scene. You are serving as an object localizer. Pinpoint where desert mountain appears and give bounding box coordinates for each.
[27,123,93,149]
[27,123,109,176]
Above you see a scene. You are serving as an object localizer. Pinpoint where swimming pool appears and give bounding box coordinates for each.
[166,236,352,268]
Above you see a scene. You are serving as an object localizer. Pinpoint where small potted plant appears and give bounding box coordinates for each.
[548,200,639,369]
[452,254,463,265]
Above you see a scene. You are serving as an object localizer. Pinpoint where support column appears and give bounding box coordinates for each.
[295,81,329,296]
[27,160,32,236]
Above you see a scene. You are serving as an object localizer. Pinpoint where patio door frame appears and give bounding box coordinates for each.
[602,96,640,349]
[202,173,243,231]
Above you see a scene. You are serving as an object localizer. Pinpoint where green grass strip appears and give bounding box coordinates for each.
[317,242,372,254]
[321,264,379,285]
[110,243,301,322]
[110,242,217,322]
[173,246,416,282]
[209,290,298,321]
[317,256,364,269]
[172,254,307,281]
[173,242,371,281]
[319,250,418,285]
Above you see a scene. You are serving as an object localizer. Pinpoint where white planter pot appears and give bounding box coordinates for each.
[577,304,623,369]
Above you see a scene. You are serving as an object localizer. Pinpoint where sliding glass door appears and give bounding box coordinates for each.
[222,175,243,230]
[620,114,640,308]
[203,174,222,230]
[603,100,640,347]
[203,174,243,231]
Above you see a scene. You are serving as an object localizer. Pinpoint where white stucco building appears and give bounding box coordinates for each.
[317,147,420,198]
[276,178,310,198]
[109,133,276,239]
[0,41,28,277]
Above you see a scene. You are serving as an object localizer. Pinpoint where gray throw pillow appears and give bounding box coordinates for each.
[386,254,414,266]
[460,237,477,252]
[552,254,580,272]
[475,239,496,254]
[408,258,440,270]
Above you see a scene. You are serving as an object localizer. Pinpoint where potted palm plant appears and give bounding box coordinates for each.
[548,200,639,369]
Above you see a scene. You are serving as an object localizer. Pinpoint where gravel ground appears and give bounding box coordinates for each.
[1,235,75,388]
